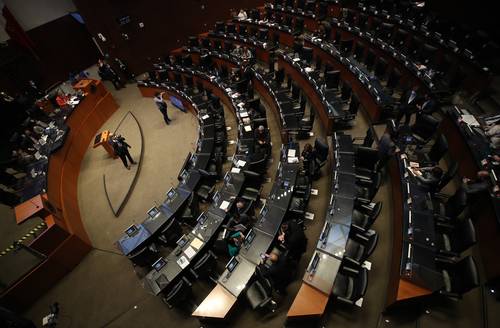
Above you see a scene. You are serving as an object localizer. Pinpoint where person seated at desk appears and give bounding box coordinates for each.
[226,199,252,232]
[241,46,253,61]
[277,221,307,261]
[254,125,270,154]
[411,166,443,188]
[300,143,316,176]
[462,170,494,195]
[259,251,294,294]
[227,231,245,257]
[417,93,437,115]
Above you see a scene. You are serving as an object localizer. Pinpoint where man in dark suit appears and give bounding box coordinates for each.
[111,135,136,169]
[397,86,420,126]
[417,93,437,115]
[97,59,123,90]
[277,220,307,260]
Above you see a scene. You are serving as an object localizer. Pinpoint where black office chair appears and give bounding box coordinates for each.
[419,134,449,164]
[436,218,477,257]
[437,256,480,299]
[386,68,402,92]
[163,276,194,310]
[354,146,379,174]
[180,194,199,227]
[374,58,388,80]
[189,250,219,283]
[411,114,440,145]
[245,269,277,312]
[432,187,468,219]
[313,138,329,177]
[242,169,264,190]
[433,162,458,193]
[241,186,261,205]
[353,41,365,60]
[355,172,382,201]
[325,70,341,91]
[343,229,379,268]
[392,28,408,47]
[353,128,374,148]
[341,82,352,102]
[196,183,215,203]
[332,265,369,306]
[351,202,382,231]
[127,244,159,267]
[364,49,377,71]
[158,220,183,248]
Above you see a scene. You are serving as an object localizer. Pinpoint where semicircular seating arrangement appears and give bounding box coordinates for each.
[133,0,497,325]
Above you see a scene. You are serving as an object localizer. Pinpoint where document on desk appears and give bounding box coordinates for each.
[231,167,241,174]
[202,114,210,120]
[287,157,299,163]
[287,149,296,157]
[244,125,252,132]
[177,255,189,269]
[236,160,246,167]
[220,200,230,211]
[184,246,196,259]
[190,237,203,250]
[461,114,480,127]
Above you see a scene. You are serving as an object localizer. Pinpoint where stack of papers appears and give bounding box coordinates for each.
[177,256,189,269]
[190,237,203,250]
[184,246,196,259]
[220,200,230,211]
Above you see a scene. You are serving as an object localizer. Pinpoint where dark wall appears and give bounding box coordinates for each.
[0,14,100,94]
[73,0,265,74]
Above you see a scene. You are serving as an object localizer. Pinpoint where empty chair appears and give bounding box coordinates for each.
[201,38,211,49]
[371,17,382,35]
[419,43,439,67]
[379,22,394,40]
[215,21,225,33]
[364,49,376,70]
[226,23,236,34]
[239,25,247,36]
[340,39,354,55]
[355,172,382,201]
[354,42,365,60]
[341,82,352,101]
[291,83,300,99]
[293,40,303,56]
[392,28,408,47]
[420,134,448,164]
[302,47,313,63]
[355,146,379,173]
[188,36,199,48]
[343,229,379,267]
[374,58,388,80]
[333,265,368,305]
[349,94,360,116]
[190,250,219,282]
[127,244,158,267]
[314,138,329,169]
[436,218,476,257]
[325,70,341,90]
[213,39,222,50]
[411,114,440,145]
[437,256,480,299]
[245,272,276,311]
[158,220,183,247]
[351,202,382,231]
[294,17,305,34]
[357,13,368,30]
[258,28,268,41]
[386,68,402,91]
[284,15,293,28]
[163,276,194,309]
[353,128,375,148]
[432,187,468,219]
[305,0,315,13]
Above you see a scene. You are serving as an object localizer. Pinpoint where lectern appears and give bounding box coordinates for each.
[93,130,116,158]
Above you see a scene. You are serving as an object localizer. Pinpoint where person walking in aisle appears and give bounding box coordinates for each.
[154,92,171,125]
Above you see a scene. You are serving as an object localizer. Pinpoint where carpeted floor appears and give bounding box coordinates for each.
[17,71,499,328]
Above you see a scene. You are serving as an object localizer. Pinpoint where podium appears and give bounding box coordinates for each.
[14,194,51,225]
[93,130,116,158]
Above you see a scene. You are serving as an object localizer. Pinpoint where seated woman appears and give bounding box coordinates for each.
[227,231,244,257]
[300,143,316,176]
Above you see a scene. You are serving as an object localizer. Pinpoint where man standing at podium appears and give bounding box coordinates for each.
[111,135,136,169]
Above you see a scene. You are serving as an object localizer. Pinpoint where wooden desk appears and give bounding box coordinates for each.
[73,79,95,94]
[192,284,237,319]
[287,283,330,318]
[14,194,49,225]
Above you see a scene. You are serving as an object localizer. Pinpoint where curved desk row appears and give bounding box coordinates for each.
[287,132,356,319]
[193,143,300,320]
[439,108,500,284]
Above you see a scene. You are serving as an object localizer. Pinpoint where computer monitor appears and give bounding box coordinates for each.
[166,187,176,199]
[147,207,160,218]
[197,213,208,225]
[302,47,313,63]
[213,192,221,204]
[226,256,239,272]
[152,257,167,272]
[244,229,256,247]
[125,224,139,237]
[176,235,189,248]
[260,205,269,217]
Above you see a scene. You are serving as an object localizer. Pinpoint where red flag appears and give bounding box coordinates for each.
[0,2,38,58]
